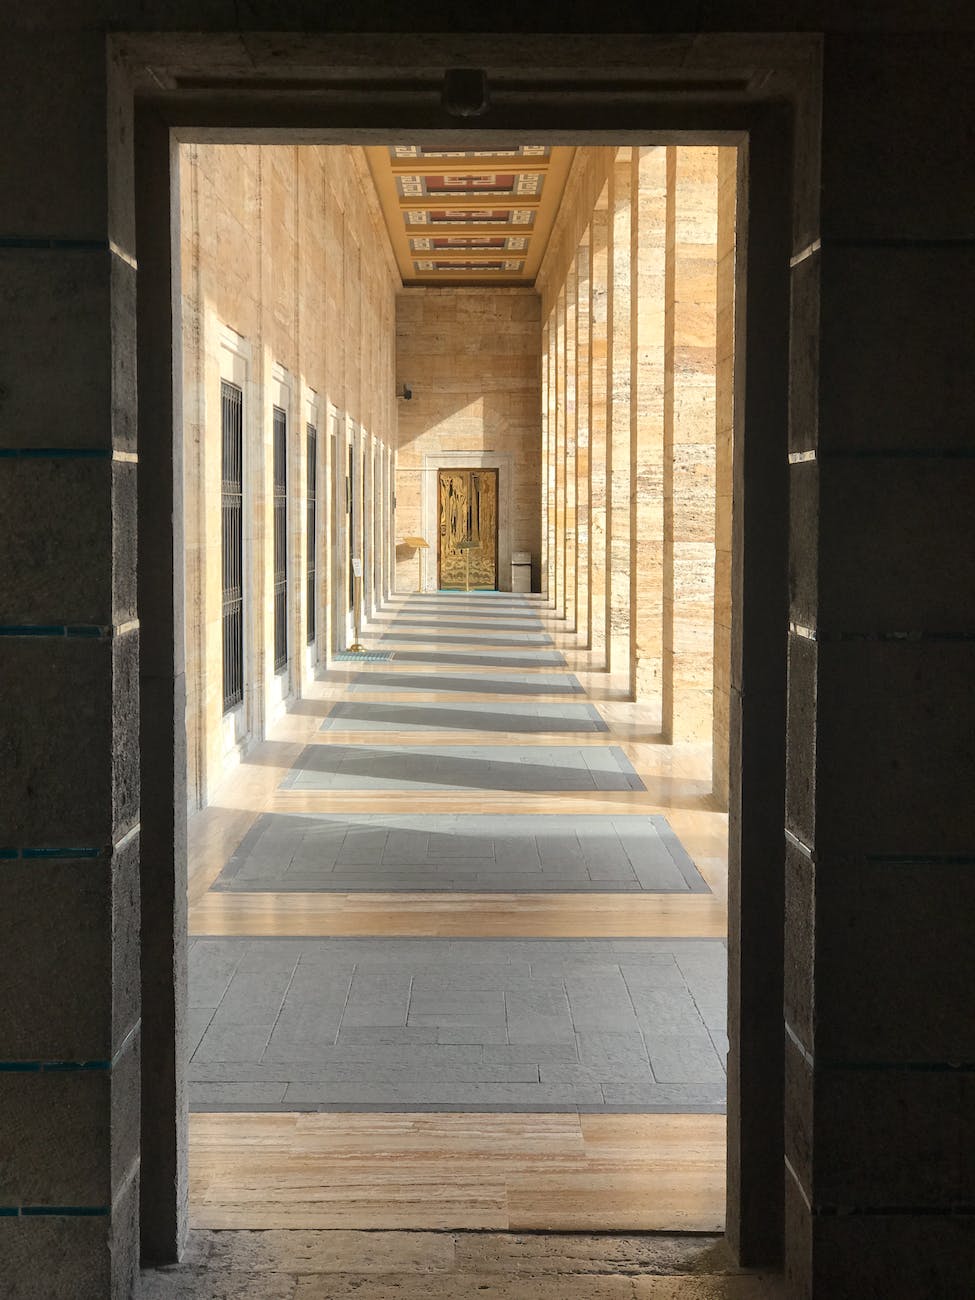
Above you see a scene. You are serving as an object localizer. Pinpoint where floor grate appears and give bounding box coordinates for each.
[332,650,395,663]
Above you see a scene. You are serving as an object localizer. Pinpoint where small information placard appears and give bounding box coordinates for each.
[351,557,363,578]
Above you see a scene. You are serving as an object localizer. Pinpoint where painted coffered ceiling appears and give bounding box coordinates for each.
[365,144,575,287]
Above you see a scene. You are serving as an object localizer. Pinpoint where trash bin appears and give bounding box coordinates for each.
[511,551,532,593]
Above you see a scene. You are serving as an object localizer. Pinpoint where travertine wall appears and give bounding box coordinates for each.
[394,288,542,593]
[180,144,399,807]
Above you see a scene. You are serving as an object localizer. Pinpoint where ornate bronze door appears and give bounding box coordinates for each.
[437,468,499,590]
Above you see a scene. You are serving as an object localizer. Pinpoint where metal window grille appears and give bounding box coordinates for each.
[273,406,288,672]
[221,380,244,713]
[306,424,317,644]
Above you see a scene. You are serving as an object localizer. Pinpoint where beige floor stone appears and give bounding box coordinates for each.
[140,1232,782,1300]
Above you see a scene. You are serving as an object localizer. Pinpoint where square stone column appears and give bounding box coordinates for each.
[0,29,142,1298]
[784,32,975,1299]
[564,261,579,631]
[554,284,567,615]
[607,151,633,676]
[629,146,667,705]
[575,233,592,648]
[541,319,551,598]
[589,192,611,663]
[662,146,719,744]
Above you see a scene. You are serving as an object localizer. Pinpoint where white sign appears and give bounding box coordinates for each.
[351,557,363,578]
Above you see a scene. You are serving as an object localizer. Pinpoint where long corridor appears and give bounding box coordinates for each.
[185,592,728,1232]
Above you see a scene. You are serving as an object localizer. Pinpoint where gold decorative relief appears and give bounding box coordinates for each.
[438,469,498,589]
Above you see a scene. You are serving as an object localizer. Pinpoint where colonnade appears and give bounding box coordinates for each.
[538,146,736,802]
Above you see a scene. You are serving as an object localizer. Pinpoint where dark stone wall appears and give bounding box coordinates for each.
[1,6,972,1297]
[783,31,975,1297]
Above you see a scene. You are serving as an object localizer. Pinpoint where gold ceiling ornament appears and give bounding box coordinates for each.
[365,144,575,287]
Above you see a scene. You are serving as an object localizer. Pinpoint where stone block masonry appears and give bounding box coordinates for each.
[180,144,399,809]
[394,288,542,594]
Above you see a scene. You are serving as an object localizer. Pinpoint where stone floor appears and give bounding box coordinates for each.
[320,699,608,732]
[214,812,708,892]
[140,1231,784,1298]
[379,628,556,645]
[177,589,733,1258]
[346,670,584,694]
[280,742,645,792]
[386,647,568,668]
[187,937,727,1112]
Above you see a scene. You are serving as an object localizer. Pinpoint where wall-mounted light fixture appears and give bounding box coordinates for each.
[442,68,490,118]
[396,383,413,401]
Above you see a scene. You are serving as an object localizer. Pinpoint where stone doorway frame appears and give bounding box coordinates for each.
[127,30,815,1273]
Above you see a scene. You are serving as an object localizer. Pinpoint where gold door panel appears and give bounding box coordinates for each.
[438,469,498,590]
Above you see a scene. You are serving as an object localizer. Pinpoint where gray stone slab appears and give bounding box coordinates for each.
[188,939,244,1008]
[436,1025,510,1045]
[213,971,294,1022]
[279,747,645,794]
[193,1023,272,1065]
[505,987,576,1046]
[334,1027,440,1045]
[320,701,607,734]
[480,1044,579,1065]
[342,971,412,1028]
[565,975,641,1034]
[394,597,542,614]
[379,630,555,647]
[599,1082,727,1109]
[387,649,566,669]
[346,671,583,695]
[190,1043,485,1077]
[264,1018,344,1062]
[385,616,546,633]
[185,1008,214,1059]
[627,985,711,1036]
[280,1082,606,1108]
[576,1033,651,1069]
[191,1083,289,1105]
[538,1061,653,1085]
[187,937,727,1112]
[645,1037,727,1085]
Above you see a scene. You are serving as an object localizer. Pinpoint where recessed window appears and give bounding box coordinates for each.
[306,424,317,644]
[220,380,244,712]
[273,405,288,672]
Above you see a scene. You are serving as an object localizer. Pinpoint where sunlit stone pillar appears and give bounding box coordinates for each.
[607,150,633,675]
[712,146,737,803]
[546,312,559,604]
[564,260,578,631]
[588,188,610,662]
[540,318,551,599]
[662,146,719,742]
[575,232,592,647]
[554,284,566,615]
[629,145,667,705]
